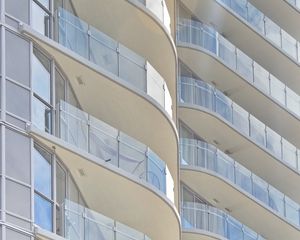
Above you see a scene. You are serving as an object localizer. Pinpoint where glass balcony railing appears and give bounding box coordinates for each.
[216,0,300,62]
[285,0,300,11]
[55,100,174,202]
[137,0,171,33]
[179,76,300,172]
[62,200,150,240]
[181,202,265,240]
[177,18,300,117]
[32,99,174,202]
[55,8,172,117]
[180,138,300,227]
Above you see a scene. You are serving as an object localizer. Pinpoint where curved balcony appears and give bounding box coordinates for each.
[20,8,179,192]
[180,138,300,234]
[180,0,300,94]
[249,0,300,41]
[29,101,180,240]
[182,202,265,240]
[35,200,151,240]
[177,18,300,148]
[178,77,300,202]
[62,0,177,101]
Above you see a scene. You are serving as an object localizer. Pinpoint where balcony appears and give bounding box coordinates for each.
[178,77,300,202]
[36,200,151,240]
[180,138,300,236]
[20,8,179,187]
[182,202,265,240]
[177,18,300,148]
[56,8,172,118]
[249,0,300,41]
[62,0,177,100]
[180,0,300,94]
[29,101,180,240]
[137,0,171,33]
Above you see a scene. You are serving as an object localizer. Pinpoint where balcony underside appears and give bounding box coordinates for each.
[182,230,224,240]
[181,167,300,240]
[30,128,181,240]
[178,104,300,203]
[178,45,300,149]
[70,0,177,102]
[249,0,300,41]
[21,26,179,205]
[181,0,300,95]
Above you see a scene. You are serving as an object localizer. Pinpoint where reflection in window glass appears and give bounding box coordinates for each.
[37,0,50,9]
[33,48,51,103]
[32,1,50,37]
[32,97,52,133]
[34,145,52,198]
[35,193,53,231]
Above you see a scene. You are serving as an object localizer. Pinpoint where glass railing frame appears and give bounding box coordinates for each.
[178,76,300,172]
[35,100,175,202]
[137,0,171,33]
[285,0,300,12]
[180,138,300,227]
[53,8,172,118]
[215,0,300,63]
[176,18,300,118]
[181,201,265,240]
[62,199,151,240]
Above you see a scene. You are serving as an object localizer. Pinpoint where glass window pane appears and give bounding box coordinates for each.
[34,145,52,198]
[32,97,52,133]
[34,193,53,231]
[6,80,30,120]
[33,48,51,103]
[37,0,49,9]
[32,1,50,36]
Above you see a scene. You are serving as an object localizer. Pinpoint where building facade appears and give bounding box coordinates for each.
[0,0,300,239]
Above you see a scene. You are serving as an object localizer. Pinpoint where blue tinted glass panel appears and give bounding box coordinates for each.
[35,193,53,231]
[34,146,52,198]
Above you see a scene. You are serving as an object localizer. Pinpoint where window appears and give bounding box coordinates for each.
[32,0,50,37]
[34,144,53,232]
[32,47,53,133]
[33,142,86,236]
